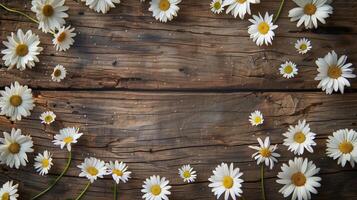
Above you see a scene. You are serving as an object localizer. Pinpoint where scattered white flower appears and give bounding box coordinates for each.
[178,164,197,183]
[142,175,171,200]
[283,120,316,155]
[1,29,43,71]
[249,110,264,126]
[53,26,76,51]
[51,65,67,82]
[288,0,333,29]
[0,180,19,200]
[78,157,108,183]
[81,0,120,13]
[223,0,260,19]
[149,0,181,23]
[208,163,244,200]
[248,12,278,46]
[34,150,54,176]
[106,161,132,184]
[52,127,83,151]
[0,128,34,169]
[40,111,56,125]
[277,157,321,200]
[315,50,355,94]
[210,0,224,14]
[279,61,298,79]
[295,38,312,54]
[326,129,357,167]
[249,137,280,169]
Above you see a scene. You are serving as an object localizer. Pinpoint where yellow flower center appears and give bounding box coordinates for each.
[293,132,306,143]
[42,4,54,17]
[213,2,221,10]
[222,176,234,189]
[284,65,293,74]
[53,69,62,77]
[150,185,162,196]
[254,116,262,124]
[259,148,271,157]
[339,141,353,154]
[42,159,50,168]
[258,22,270,35]
[112,169,123,176]
[44,115,53,123]
[63,137,73,144]
[16,44,29,57]
[183,170,191,178]
[159,0,170,11]
[1,192,9,200]
[299,44,307,50]
[57,32,67,43]
[304,3,317,15]
[8,142,20,154]
[9,95,23,107]
[87,166,98,176]
[327,66,342,79]
[236,0,246,3]
[291,172,306,186]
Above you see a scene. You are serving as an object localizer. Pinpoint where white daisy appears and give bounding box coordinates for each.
[249,110,264,126]
[295,38,312,54]
[78,157,108,183]
[210,0,224,14]
[51,65,67,82]
[0,181,19,200]
[178,164,197,183]
[0,128,34,169]
[249,137,280,169]
[81,0,120,14]
[1,29,43,71]
[149,0,181,23]
[52,127,83,151]
[283,120,316,155]
[0,81,35,121]
[277,157,321,200]
[279,61,298,79]
[223,0,260,19]
[40,111,56,125]
[288,0,333,29]
[31,0,69,33]
[248,12,278,46]
[53,26,76,51]
[208,163,244,200]
[141,175,171,200]
[34,150,54,175]
[315,50,355,94]
[106,161,132,184]
[326,129,357,167]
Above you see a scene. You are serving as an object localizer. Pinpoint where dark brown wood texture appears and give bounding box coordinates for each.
[1,0,357,200]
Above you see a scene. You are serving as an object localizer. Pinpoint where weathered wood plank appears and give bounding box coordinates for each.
[0,91,356,199]
[1,0,357,90]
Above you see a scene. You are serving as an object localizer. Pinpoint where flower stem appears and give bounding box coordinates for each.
[31,151,72,200]
[75,182,91,200]
[114,183,117,200]
[260,164,266,200]
[0,3,39,24]
[273,0,285,23]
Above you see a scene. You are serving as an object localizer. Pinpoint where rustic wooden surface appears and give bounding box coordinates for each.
[1,0,357,200]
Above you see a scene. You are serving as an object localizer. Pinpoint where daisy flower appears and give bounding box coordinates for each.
[1,29,43,71]
[249,137,280,169]
[249,110,264,126]
[40,111,56,125]
[277,157,321,200]
[149,0,181,23]
[248,12,278,46]
[34,150,54,176]
[78,157,108,183]
[31,0,69,33]
[283,120,316,155]
[51,65,67,82]
[0,180,19,200]
[279,61,298,79]
[210,0,224,14]
[53,26,76,51]
[178,164,197,183]
[0,81,35,121]
[81,0,121,14]
[106,161,132,184]
[326,129,357,167]
[288,0,333,29]
[208,163,244,200]
[141,175,171,200]
[52,127,83,151]
[223,0,260,19]
[295,38,312,54]
[315,50,356,94]
[0,128,34,169]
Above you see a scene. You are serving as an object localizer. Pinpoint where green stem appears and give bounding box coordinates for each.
[241,195,246,200]
[75,182,91,200]
[31,151,72,200]
[260,164,266,200]
[273,0,285,23]
[114,183,117,200]
[0,3,39,24]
